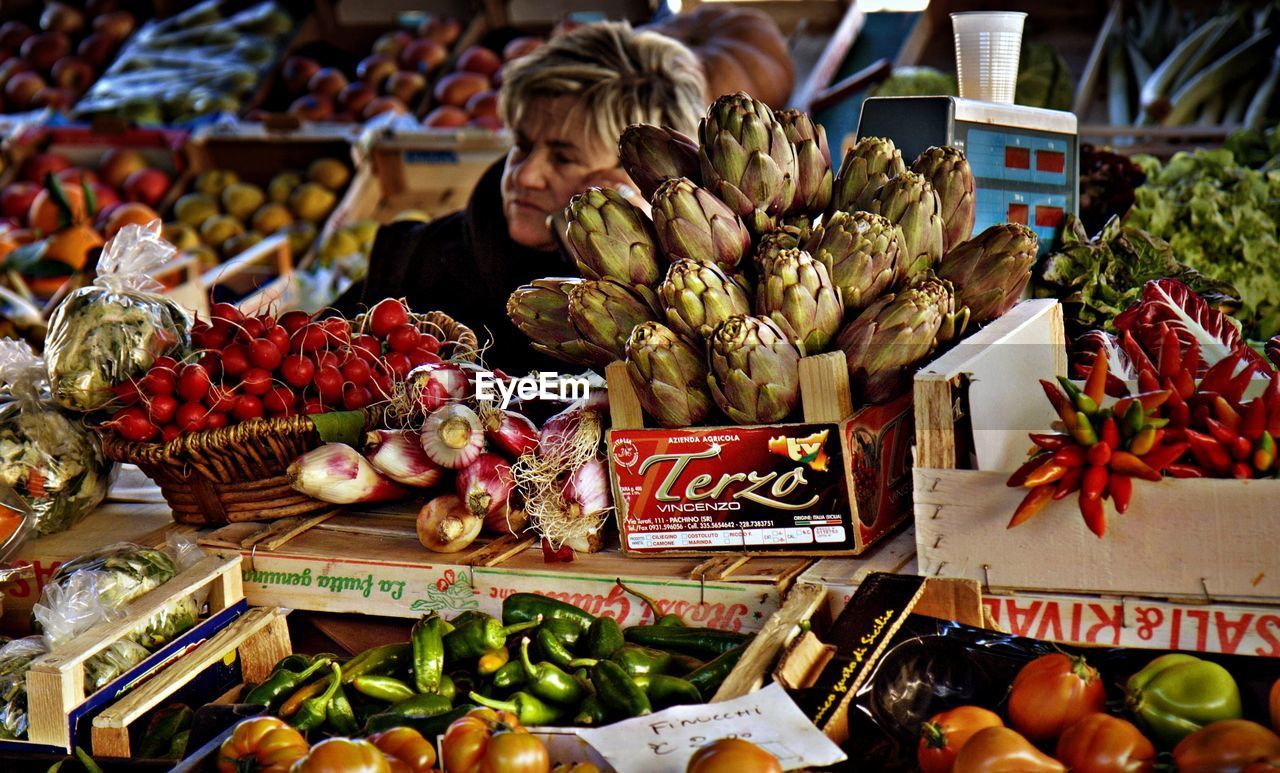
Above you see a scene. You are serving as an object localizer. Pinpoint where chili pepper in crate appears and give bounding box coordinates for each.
[536,627,576,669]
[353,675,416,703]
[477,646,510,675]
[622,625,752,657]
[385,693,455,718]
[573,695,607,726]
[280,676,330,719]
[667,652,706,676]
[585,616,625,660]
[503,592,595,634]
[365,702,472,735]
[632,673,703,709]
[341,643,412,684]
[616,578,684,626]
[591,659,652,719]
[610,644,673,676]
[469,690,566,726]
[412,613,449,693]
[245,656,333,710]
[541,617,586,648]
[446,613,543,661]
[137,704,192,759]
[293,663,342,732]
[269,654,313,675]
[326,684,360,736]
[1255,432,1277,473]
[518,637,586,705]
[492,660,528,691]
[437,672,458,703]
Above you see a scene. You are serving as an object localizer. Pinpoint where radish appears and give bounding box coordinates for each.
[418,332,441,354]
[106,407,158,442]
[177,363,211,403]
[140,369,176,396]
[484,410,539,458]
[161,424,181,443]
[238,317,265,341]
[288,443,410,504]
[370,371,393,400]
[421,403,484,469]
[221,344,251,378]
[211,303,244,325]
[387,324,421,354]
[206,412,228,430]
[314,366,344,405]
[341,358,371,386]
[153,356,179,371]
[301,400,328,415]
[207,384,237,412]
[408,348,442,368]
[417,494,483,553]
[112,380,141,407]
[190,321,211,349]
[351,334,381,362]
[383,352,411,379]
[322,316,352,346]
[241,368,273,396]
[457,453,513,518]
[265,325,290,356]
[280,355,315,388]
[147,395,178,424]
[278,310,311,334]
[200,323,230,351]
[233,395,265,422]
[196,354,221,378]
[366,429,443,486]
[315,351,340,370]
[369,298,409,338]
[342,383,371,410]
[291,324,329,355]
[249,338,284,371]
[176,402,206,433]
[264,386,297,414]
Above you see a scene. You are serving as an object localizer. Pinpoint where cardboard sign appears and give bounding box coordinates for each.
[608,394,913,556]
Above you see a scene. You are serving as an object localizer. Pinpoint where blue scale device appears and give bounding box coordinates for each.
[856,96,1079,254]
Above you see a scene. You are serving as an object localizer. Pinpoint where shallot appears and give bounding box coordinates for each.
[457,453,514,518]
[365,429,443,487]
[421,403,485,469]
[287,443,410,505]
[417,494,483,553]
[407,362,470,413]
[483,410,539,458]
[561,458,611,553]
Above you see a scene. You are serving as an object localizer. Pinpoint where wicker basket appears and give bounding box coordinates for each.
[102,310,478,526]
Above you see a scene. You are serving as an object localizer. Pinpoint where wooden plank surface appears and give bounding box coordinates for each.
[712,582,828,702]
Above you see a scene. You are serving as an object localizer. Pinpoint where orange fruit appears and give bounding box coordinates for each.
[104,202,160,239]
[28,185,87,235]
[43,224,104,270]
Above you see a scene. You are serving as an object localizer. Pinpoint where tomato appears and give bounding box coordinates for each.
[370,727,436,773]
[217,717,309,773]
[291,738,392,773]
[1271,678,1280,735]
[1172,720,1280,773]
[442,708,547,773]
[1008,653,1106,742]
[1055,713,1155,773]
[953,727,1066,773]
[917,706,1004,773]
[551,765,601,773]
[686,738,782,773]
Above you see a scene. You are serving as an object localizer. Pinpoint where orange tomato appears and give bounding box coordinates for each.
[442,708,546,773]
[918,706,1004,773]
[686,738,782,773]
[291,738,391,773]
[369,727,436,773]
[953,727,1065,773]
[216,717,309,773]
[1008,653,1106,742]
[104,201,160,239]
[1055,713,1155,773]
[1173,720,1280,772]
[28,184,87,235]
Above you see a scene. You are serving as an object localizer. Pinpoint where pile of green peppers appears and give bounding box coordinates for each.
[241,583,753,737]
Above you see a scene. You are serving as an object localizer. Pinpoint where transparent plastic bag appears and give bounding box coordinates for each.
[0,481,34,567]
[0,636,48,740]
[0,340,113,535]
[44,223,191,412]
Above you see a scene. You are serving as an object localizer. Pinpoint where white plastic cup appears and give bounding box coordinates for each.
[952,11,1026,104]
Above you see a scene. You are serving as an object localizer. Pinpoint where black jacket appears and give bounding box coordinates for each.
[334,160,574,375]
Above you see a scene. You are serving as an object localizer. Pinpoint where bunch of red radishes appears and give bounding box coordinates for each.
[102,298,445,444]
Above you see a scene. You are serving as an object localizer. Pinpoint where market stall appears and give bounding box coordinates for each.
[0,0,1278,770]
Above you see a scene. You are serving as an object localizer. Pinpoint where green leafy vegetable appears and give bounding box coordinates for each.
[870,67,957,97]
[1016,41,1075,111]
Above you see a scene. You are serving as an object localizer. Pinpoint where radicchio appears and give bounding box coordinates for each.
[1112,279,1264,375]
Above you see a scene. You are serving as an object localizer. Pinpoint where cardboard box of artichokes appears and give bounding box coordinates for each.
[507,93,1042,556]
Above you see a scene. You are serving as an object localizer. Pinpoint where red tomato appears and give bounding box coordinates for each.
[953,727,1066,773]
[1271,678,1280,735]
[1008,653,1106,742]
[216,717,308,773]
[442,708,545,773]
[918,706,1004,773]
[369,727,435,773]
[1173,720,1280,772]
[1055,713,1156,773]
[291,738,390,773]
[686,738,782,773]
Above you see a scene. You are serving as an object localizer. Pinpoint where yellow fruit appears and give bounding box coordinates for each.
[187,244,219,271]
[289,183,337,223]
[194,169,240,197]
[199,215,245,247]
[251,202,294,234]
[307,158,350,191]
[162,221,200,251]
[320,230,361,263]
[174,193,219,227]
[392,209,431,223]
[347,218,379,248]
[221,183,266,222]
[223,231,264,258]
[267,171,302,204]
[285,221,317,256]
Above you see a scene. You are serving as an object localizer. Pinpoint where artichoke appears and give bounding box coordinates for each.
[707,315,802,424]
[752,225,805,274]
[651,177,752,274]
[566,279,657,364]
[507,278,614,367]
[911,146,976,252]
[914,274,970,346]
[868,171,945,280]
[698,92,798,236]
[756,248,843,355]
[831,136,906,214]
[938,223,1039,325]
[804,211,903,315]
[658,259,753,341]
[619,124,702,201]
[837,287,945,404]
[625,322,713,428]
[564,187,662,288]
[777,109,833,217]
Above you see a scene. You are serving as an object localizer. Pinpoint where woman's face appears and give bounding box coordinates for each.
[500,96,625,250]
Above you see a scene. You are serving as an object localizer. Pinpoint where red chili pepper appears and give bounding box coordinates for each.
[1109,450,1162,482]
[1024,460,1070,488]
[1158,325,1181,380]
[1053,466,1083,500]
[1204,417,1239,449]
[1139,441,1189,472]
[1200,352,1241,396]
[1166,390,1191,429]
[1006,453,1053,488]
[1029,433,1072,451]
[1087,442,1113,467]
[1171,368,1196,401]
[1212,396,1242,432]
[1263,374,1280,426]
[1186,431,1232,474]
[1052,445,1087,467]
[1041,380,1079,426]
[1232,436,1252,463]
[1231,462,1253,480]
[1008,484,1055,529]
[1137,369,1161,394]
[1242,398,1266,442]
[1101,416,1120,450]
[1166,463,1206,479]
[1121,329,1155,374]
[1084,347,1108,405]
[1107,473,1133,514]
[1079,466,1109,538]
[1254,432,1276,473]
[1180,336,1201,377]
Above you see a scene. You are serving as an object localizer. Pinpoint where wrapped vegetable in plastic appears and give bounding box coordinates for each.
[0,637,47,741]
[44,224,191,412]
[0,481,33,565]
[0,340,112,535]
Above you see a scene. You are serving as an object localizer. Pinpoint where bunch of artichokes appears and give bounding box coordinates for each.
[508,92,1036,426]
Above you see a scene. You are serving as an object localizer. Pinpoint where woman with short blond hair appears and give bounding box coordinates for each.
[336,22,705,373]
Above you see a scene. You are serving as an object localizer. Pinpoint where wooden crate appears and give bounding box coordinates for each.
[16,553,247,753]
[912,298,1280,603]
[90,606,290,758]
[360,129,511,222]
[605,351,916,557]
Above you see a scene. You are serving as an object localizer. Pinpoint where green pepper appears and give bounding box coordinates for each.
[609,644,672,677]
[412,613,449,693]
[449,611,487,628]
[436,672,457,703]
[492,660,527,691]
[341,643,412,684]
[293,663,342,732]
[535,627,576,669]
[1125,653,1243,746]
[244,656,333,710]
[541,617,585,648]
[573,667,593,692]
[685,642,748,700]
[632,674,702,710]
[504,593,594,634]
[352,675,416,703]
[585,617,625,660]
[386,693,454,718]
[519,637,585,705]
[137,704,192,759]
[616,578,684,626]
[573,695,607,726]
[591,660,651,720]
[667,653,705,676]
[167,730,189,760]
[469,690,565,726]
[623,626,752,658]
[269,654,312,675]
[364,703,473,735]
[445,613,543,660]
[326,684,359,735]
